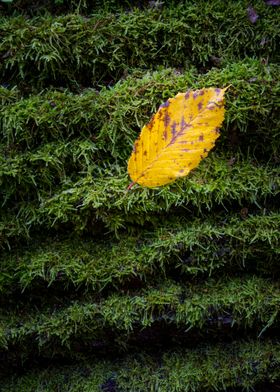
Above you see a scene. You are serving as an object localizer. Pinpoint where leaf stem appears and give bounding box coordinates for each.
[127,181,136,190]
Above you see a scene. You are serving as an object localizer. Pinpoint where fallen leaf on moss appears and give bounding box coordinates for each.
[128,87,228,188]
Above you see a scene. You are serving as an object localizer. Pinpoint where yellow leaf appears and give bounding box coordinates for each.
[128,87,227,188]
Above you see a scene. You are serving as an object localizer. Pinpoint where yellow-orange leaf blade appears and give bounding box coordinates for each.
[128,87,227,188]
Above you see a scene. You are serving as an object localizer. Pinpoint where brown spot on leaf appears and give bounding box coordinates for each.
[160,100,170,108]
[133,141,139,153]
[180,116,190,131]
[171,121,177,137]
[182,149,190,152]
[164,112,171,128]
[198,102,203,111]
[143,150,147,156]
[204,148,208,153]
[199,90,204,96]
[147,115,155,130]
[193,91,199,99]
[199,134,204,141]
[158,111,163,120]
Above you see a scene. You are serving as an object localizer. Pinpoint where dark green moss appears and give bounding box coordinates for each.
[0,154,278,244]
[0,212,279,295]
[0,0,279,389]
[1,276,279,353]
[1,340,280,391]
[1,1,279,90]
[1,60,279,158]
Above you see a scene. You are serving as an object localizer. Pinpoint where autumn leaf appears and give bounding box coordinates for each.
[127,87,228,188]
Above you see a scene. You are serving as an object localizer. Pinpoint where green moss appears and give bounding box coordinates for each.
[0,60,279,243]
[1,360,114,392]
[0,212,279,294]
[1,60,279,158]
[0,0,280,388]
[118,340,280,391]
[0,85,20,106]
[1,340,280,391]
[0,154,278,243]
[0,1,279,90]
[1,276,279,352]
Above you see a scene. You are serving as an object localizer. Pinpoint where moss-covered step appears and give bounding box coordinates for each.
[1,276,279,353]
[0,157,279,244]
[0,212,279,294]
[1,1,279,89]
[1,339,279,391]
[1,60,279,159]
